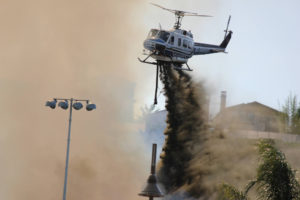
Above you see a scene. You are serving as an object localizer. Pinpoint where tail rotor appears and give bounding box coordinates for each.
[224,15,231,39]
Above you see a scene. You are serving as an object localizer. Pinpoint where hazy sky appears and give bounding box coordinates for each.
[135,0,300,115]
[0,0,148,199]
[0,0,299,199]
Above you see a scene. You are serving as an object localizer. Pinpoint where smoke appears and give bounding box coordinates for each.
[0,0,149,199]
[156,67,258,199]
[154,67,300,200]
[157,66,207,190]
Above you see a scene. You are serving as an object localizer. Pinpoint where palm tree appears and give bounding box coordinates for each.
[252,139,300,200]
[219,139,300,200]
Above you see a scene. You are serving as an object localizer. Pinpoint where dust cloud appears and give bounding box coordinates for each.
[0,0,149,199]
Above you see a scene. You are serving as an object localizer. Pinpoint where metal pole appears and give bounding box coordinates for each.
[62,98,73,200]
[151,144,157,174]
[154,64,159,105]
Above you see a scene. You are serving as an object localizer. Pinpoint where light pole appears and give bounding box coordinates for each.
[45,98,96,200]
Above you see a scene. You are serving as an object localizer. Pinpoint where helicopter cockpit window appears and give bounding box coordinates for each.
[147,29,159,39]
[157,31,170,42]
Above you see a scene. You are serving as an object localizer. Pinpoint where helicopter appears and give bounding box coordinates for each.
[139,3,232,71]
[139,3,233,104]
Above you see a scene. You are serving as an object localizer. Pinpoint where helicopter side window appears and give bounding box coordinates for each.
[188,41,192,49]
[157,31,170,42]
[169,36,174,45]
[178,38,181,47]
[183,40,187,48]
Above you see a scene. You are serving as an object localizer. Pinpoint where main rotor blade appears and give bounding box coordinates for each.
[150,3,175,13]
[150,3,212,17]
[184,14,213,17]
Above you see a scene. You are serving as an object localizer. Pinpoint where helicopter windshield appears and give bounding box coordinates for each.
[147,29,159,39]
[147,29,170,42]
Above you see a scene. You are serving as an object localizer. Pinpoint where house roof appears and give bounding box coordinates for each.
[214,101,281,120]
[226,101,280,113]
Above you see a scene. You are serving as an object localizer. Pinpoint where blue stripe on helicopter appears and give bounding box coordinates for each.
[165,47,193,57]
[149,38,165,44]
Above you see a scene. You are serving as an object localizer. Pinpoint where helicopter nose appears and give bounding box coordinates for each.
[144,39,155,51]
[155,43,165,52]
[144,39,166,52]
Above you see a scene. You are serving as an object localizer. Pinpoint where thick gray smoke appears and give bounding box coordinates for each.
[157,67,210,198]
[157,67,258,199]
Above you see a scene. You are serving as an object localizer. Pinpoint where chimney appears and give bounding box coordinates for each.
[220,91,227,112]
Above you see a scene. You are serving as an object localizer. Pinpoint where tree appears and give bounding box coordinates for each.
[219,139,300,200]
[252,139,300,200]
[281,94,300,134]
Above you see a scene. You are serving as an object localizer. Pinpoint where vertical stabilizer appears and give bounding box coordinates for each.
[220,31,232,49]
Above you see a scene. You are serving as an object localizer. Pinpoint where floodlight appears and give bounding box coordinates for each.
[45,99,57,109]
[45,97,96,200]
[58,101,69,110]
[86,103,96,111]
[73,102,83,110]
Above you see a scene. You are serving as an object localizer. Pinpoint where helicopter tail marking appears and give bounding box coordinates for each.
[220,31,232,49]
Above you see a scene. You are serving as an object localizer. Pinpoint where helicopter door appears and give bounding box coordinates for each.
[178,38,182,47]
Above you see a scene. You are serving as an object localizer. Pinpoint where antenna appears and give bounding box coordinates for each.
[151,144,157,174]
[150,3,212,29]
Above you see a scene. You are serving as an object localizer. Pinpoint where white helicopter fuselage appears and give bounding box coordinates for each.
[142,28,231,65]
[143,29,194,63]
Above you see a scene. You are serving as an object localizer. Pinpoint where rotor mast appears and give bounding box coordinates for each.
[174,11,184,29]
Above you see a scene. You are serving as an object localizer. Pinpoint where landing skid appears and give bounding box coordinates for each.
[138,52,157,65]
[138,57,157,65]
